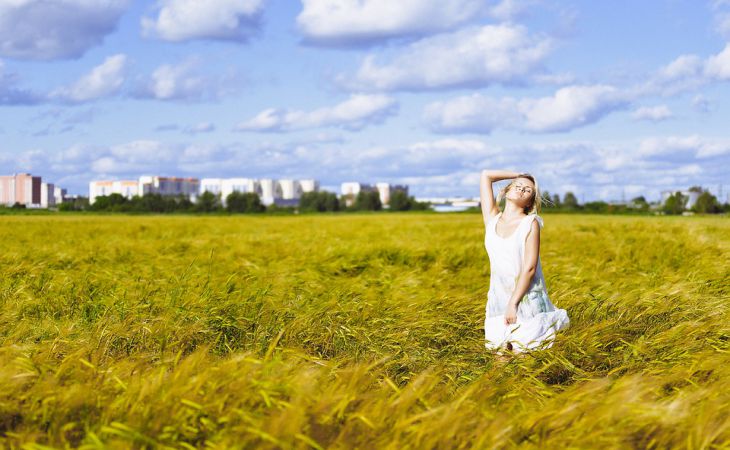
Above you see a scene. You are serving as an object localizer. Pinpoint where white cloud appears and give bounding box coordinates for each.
[296,0,487,46]
[235,94,398,132]
[639,135,730,159]
[0,0,127,60]
[704,43,730,79]
[142,0,265,42]
[631,105,672,122]
[340,24,552,91]
[488,0,534,21]
[648,43,730,95]
[134,58,236,101]
[5,134,729,201]
[183,122,216,134]
[424,85,629,134]
[50,54,127,102]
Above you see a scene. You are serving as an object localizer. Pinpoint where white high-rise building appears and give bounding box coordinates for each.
[259,179,284,205]
[200,178,262,205]
[222,178,261,200]
[278,179,303,200]
[376,183,409,206]
[299,179,319,193]
[139,176,199,200]
[89,180,139,204]
[54,186,67,205]
[660,189,702,209]
[200,178,223,196]
[41,182,55,208]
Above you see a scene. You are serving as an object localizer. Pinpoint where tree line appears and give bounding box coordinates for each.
[57,189,430,213]
[537,187,729,215]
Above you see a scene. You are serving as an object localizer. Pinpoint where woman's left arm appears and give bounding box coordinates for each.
[504,220,540,325]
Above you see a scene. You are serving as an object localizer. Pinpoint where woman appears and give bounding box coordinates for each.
[480,170,570,355]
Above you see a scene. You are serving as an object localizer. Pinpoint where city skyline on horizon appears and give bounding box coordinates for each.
[0,1,729,203]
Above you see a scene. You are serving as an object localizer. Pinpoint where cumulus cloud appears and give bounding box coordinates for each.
[50,54,127,102]
[296,0,488,46]
[133,58,237,101]
[0,0,127,60]
[339,24,552,91]
[142,0,266,42]
[631,105,672,122]
[638,135,730,159]
[648,43,730,95]
[235,94,398,132]
[424,85,629,134]
[4,133,728,201]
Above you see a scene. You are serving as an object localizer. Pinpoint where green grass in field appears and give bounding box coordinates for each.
[0,213,728,449]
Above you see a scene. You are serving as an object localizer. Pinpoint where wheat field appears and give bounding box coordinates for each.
[0,213,728,449]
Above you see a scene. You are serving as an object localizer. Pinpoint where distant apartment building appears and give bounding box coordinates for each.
[0,173,42,207]
[89,180,139,205]
[41,182,55,208]
[139,176,199,199]
[341,181,408,207]
[201,178,319,206]
[54,187,67,205]
[375,182,408,206]
[660,189,702,209]
[299,179,319,193]
[259,179,284,206]
[200,178,262,206]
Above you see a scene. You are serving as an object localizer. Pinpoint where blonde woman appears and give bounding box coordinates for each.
[480,170,570,355]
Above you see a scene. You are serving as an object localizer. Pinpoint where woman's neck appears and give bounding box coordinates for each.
[502,201,526,219]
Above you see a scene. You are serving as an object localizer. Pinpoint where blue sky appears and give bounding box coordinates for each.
[1,0,729,202]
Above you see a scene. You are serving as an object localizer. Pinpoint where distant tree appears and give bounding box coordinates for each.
[354,190,382,211]
[663,191,687,215]
[59,197,89,211]
[563,192,579,209]
[541,190,554,208]
[411,198,431,211]
[300,191,340,212]
[89,194,127,211]
[551,193,562,208]
[583,201,609,213]
[688,185,703,193]
[630,195,650,212]
[692,191,721,214]
[196,191,221,213]
[340,193,356,209]
[11,202,26,209]
[226,192,265,213]
[388,190,411,211]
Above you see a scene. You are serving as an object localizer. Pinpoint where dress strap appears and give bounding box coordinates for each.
[518,214,544,241]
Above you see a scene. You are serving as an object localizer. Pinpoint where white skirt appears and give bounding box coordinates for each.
[484,309,570,354]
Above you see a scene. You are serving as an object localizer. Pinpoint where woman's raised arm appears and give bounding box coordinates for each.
[480,169,519,225]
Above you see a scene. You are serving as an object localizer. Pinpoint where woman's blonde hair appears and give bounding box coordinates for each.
[496,173,543,215]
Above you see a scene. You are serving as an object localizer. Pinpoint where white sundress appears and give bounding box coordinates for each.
[484,212,570,353]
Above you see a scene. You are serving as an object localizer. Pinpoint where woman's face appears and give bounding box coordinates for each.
[506,177,536,208]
